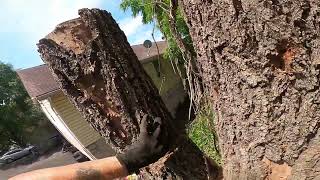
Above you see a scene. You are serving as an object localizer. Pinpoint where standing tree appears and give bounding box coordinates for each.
[178,0,320,179]
[37,9,219,179]
[0,62,44,152]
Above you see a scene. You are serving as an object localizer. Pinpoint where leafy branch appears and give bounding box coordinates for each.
[120,0,204,116]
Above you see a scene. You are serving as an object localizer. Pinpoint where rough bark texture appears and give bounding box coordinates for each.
[37,8,212,179]
[180,0,320,179]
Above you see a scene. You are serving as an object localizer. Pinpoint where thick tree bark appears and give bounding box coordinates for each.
[180,0,320,179]
[37,8,215,179]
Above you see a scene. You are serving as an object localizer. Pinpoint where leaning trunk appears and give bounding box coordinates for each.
[37,8,216,179]
[180,0,320,179]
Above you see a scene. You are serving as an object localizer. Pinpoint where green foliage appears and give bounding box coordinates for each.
[120,0,193,63]
[0,62,45,151]
[188,106,221,164]
[120,0,155,24]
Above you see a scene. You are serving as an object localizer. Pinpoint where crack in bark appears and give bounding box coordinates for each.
[232,0,243,19]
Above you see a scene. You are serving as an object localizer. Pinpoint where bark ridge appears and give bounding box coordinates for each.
[180,0,320,179]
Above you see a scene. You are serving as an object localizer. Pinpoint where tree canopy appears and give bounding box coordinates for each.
[120,0,203,112]
[0,62,45,152]
[121,0,194,62]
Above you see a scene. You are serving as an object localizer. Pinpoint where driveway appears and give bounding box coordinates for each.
[0,151,76,179]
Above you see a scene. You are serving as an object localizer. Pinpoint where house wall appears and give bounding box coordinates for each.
[49,92,114,158]
[86,138,115,159]
[50,92,101,147]
[39,99,96,160]
[142,58,187,117]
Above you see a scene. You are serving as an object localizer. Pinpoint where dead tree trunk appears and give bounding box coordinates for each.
[180,0,320,179]
[37,8,217,179]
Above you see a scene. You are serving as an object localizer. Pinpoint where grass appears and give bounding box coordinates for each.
[187,106,221,164]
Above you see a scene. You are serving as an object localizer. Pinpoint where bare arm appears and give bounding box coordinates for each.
[10,156,128,180]
[10,115,166,180]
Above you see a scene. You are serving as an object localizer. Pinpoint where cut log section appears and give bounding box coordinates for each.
[38,8,215,179]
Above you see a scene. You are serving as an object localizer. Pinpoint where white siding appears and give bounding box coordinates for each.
[39,99,96,160]
[50,92,101,147]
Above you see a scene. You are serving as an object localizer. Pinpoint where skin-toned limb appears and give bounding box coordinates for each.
[9,156,128,180]
[10,115,165,180]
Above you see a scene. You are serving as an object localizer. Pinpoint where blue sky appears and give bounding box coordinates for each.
[0,0,162,69]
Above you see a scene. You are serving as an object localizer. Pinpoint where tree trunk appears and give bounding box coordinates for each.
[37,8,217,179]
[180,0,320,179]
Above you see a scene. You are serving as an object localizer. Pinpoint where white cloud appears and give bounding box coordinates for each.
[119,15,144,37]
[0,0,165,69]
[0,0,103,42]
[131,28,163,45]
[118,15,164,45]
[0,0,163,45]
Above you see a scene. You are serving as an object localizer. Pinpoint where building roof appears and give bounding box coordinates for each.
[17,41,167,100]
[17,65,60,100]
[132,41,167,63]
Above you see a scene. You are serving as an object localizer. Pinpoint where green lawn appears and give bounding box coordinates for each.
[187,106,221,164]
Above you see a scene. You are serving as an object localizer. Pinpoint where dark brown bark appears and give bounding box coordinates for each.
[180,0,320,179]
[37,8,214,179]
